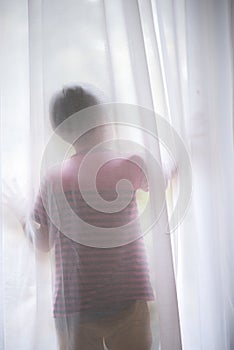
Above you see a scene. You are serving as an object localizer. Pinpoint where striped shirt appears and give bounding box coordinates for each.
[32,149,154,318]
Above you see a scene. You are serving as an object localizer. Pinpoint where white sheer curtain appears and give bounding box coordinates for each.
[180,1,234,348]
[1,0,234,349]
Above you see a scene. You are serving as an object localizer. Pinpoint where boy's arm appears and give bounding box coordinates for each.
[23,218,50,253]
[28,177,53,253]
[129,154,178,192]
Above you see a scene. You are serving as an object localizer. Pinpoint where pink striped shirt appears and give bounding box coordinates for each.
[32,149,154,318]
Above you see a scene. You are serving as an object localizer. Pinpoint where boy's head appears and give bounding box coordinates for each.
[49,83,111,145]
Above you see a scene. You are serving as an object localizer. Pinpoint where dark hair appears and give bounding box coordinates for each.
[49,83,108,130]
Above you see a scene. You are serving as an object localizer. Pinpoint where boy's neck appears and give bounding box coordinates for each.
[73,126,113,154]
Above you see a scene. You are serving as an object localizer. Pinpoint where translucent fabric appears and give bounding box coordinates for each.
[1,0,234,350]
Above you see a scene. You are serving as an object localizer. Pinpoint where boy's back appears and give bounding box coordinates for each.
[33,148,154,319]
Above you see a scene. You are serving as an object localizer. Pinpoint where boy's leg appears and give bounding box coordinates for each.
[55,315,104,350]
[104,301,152,350]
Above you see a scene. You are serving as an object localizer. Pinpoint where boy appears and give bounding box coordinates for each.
[29,84,154,349]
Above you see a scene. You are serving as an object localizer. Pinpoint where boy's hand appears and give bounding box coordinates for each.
[2,178,28,226]
[163,159,178,185]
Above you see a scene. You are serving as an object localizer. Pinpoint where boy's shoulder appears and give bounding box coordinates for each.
[40,163,62,186]
[40,150,146,183]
